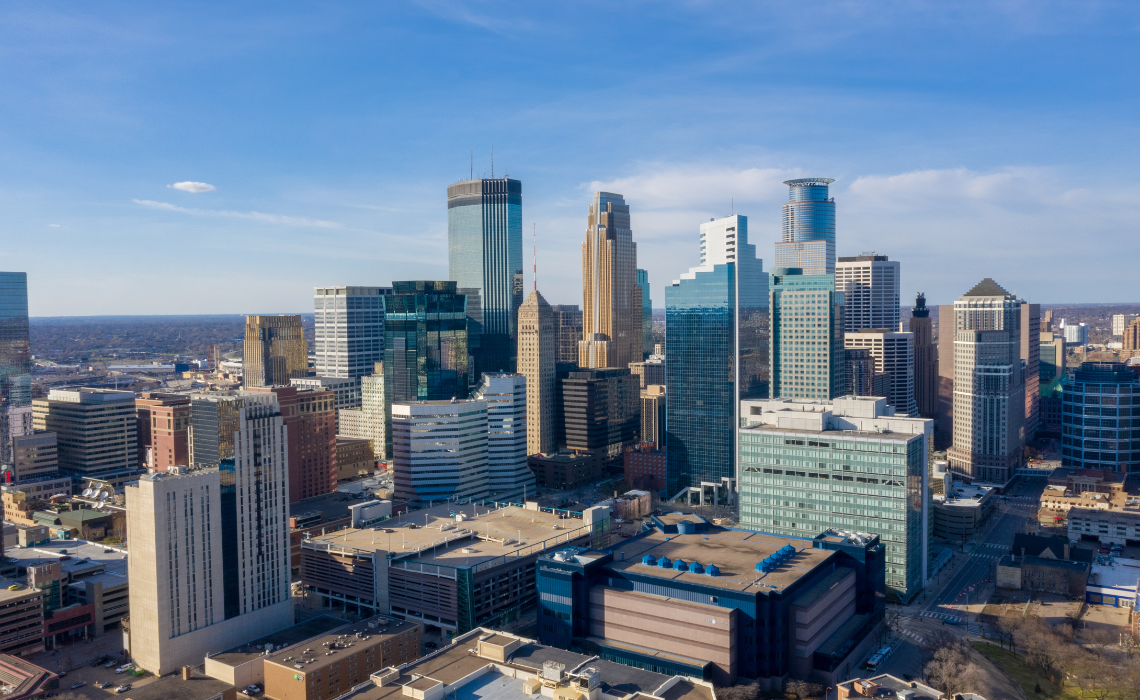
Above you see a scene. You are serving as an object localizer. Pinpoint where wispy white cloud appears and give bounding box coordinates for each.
[132,199,342,228]
[47,223,62,228]
[168,181,216,193]
[588,165,799,213]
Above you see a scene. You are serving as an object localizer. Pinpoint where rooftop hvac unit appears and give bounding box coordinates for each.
[657,557,671,568]
[672,559,686,571]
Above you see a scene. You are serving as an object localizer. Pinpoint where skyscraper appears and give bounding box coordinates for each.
[910,293,938,418]
[126,391,292,675]
[665,214,767,501]
[313,286,393,379]
[135,392,190,471]
[244,315,307,387]
[447,178,523,376]
[1021,303,1041,437]
[0,272,32,464]
[579,192,642,369]
[844,330,916,416]
[1124,318,1140,359]
[946,279,1025,485]
[1061,362,1138,472]
[562,369,639,461]
[474,373,536,500]
[768,269,845,401]
[835,255,900,334]
[1112,313,1140,338]
[336,362,387,460]
[391,399,489,503]
[636,269,653,359]
[248,386,337,502]
[33,389,138,477]
[518,290,556,455]
[774,178,836,276]
[552,305,583,365]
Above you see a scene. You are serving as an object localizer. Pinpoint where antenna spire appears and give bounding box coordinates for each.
[491,144,494,178]
[533,223,537,291]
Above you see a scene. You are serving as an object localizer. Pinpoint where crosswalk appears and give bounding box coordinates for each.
[918,611,983,636]
[977,542,1008,551]
[899,628,924,644]
[921,611,964,621]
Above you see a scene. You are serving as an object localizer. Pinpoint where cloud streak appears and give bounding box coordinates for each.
[168,181,216,193]
[132,199,342,228]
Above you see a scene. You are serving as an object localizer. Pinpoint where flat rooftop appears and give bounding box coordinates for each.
[740,422,917,442]
[3,538,129,578]
[307,503,592,569]
[1091,560,1140,590]
[118,671,234,700]
[935,483,993,507]
[209,615,351,667]
[264,617,419,673]
[604,526,836,592]
[291,491,374,527]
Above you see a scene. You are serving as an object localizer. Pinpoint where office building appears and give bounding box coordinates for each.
[8,432,58,484]
[313,285,392,379]
[623,442,666,492]
[536,513,885,687]
[188,392,243,467]
[579,192,642,369]
[768,268,845,401]
[1040,332,1066,383]
[126,452,292,675]
[551,305,582,365]
[1113,313,1139,338]
[448,178,523,375]
[0,272,32,465]
[1061,362,1139,473]
[910,293,938,418]
[640,384,666,447]
[553,362,577,448]
[945,279,1026,485]
[844,330,916,416]
[738,396,932,601]
[290,376,361,413]
[527,450,603,489]
[636,268,653,359]
[1021,303,1041,437]
[390,400,488,503]
[335,436,374,482]
[838,676,941,700]
[384,280,469,404]
[518,290,556,455]
[1123,318,1140,359]
[665,214,768,501]
[244,315,307,387]
[32,389,138,477]
[135,392,190,472]
[0,585,44,656]
[627,358,665,389]
[935,303,955,447]
[562,369,639,462]
[1063,322,1089,347]
[474,373,536,501]
[835,255,900,334]
[249,386,337,502]
[844,348,886,398]
[300,502,609,634]
[774,178,836,275]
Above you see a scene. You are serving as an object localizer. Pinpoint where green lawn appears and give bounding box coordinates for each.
[971,642,1062,698]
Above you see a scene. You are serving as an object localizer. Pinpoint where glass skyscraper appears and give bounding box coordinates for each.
[384,281,470,404]
[0,272,31,409]
[665,215,767,500]
[768,268,845,400]
[447,178,523,377]
[313,286,393,379]
[636,269,653,359]
[774,178,836,276]
[1061,362,1138,473]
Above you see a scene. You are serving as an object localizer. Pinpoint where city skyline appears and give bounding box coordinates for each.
[3,3,1139,316]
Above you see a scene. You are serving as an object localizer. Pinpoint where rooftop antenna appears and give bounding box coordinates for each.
[491,144,494,178]
[533,223,537,291]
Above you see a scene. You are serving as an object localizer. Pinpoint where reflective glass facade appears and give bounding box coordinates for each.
[313,286,392,379]
[383,281,470,404]
[775,179,836,275]
[1061,362,1139,473]
[739,427,925,601]
[0,272,31,409]
[636,269,652,359]
[448,178,523,376]
[769,269,845,400]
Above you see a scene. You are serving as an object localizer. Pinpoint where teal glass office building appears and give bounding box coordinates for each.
[769,268,845,401]
[0,272,31,408]
[383,281,470,404]
[738,408,926,601]
[447,178,523,376]
[636,269,652,359]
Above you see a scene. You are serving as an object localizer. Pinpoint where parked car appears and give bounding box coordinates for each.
[116,665,133,674]
[115,684,132,693]
[424,641,438,650]
[104,660,117,668]
[71,681,86,689]
[98,681,114,689]
[246,684,262,695]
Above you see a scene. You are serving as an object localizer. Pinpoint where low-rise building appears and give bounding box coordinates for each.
[262,617,421,700]
[932,482,995,541]
[997,533,1093,598]
[0,654,58,699]
[1087,559,1140,608]
[623,443,665,493]
[838,675,941,699]
[301,502,612,635]
[1068,506,1140,546]
[536,514,885,688]
[527,450,603,490]
[0,584,44,656]
[115,668,236,700]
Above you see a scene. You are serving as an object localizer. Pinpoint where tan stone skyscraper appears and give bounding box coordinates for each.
[518,290,555,454]
[244,315,307,387]
[579,192,641,369]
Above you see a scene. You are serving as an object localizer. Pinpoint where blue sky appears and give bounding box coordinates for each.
[3,1,1138,316]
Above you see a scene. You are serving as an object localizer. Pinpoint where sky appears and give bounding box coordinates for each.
[3,1,1139,316]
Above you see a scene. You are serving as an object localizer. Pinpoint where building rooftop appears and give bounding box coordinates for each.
[118,670,234,700]
[337,628,711,700]
[290,491,374,528]
[307,503,597,571]
[208,615,352,667]
[962,278,1012,298]
[3,538,129,579]
[264,617,419,674]
[0,653,57,699]
[838,674,941,698]
[1090,560,1140,591]
[934,483,993,508]
[601,524,836,592]
[740,421,917,442]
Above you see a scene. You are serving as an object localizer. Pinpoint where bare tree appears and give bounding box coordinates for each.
[785,679,824,699]
[995,612,1021,651]
[1084,626,1116,657]
[715,682,760,700]
[924,640,983,699]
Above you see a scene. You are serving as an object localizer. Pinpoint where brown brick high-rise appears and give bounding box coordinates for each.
[249,386,336,502]
[135,392,190,471]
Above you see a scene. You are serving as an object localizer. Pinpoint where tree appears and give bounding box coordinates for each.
[995,613,1022,651]
[924,640,983,699]
[785,679,823,699]
[715,682,760,700]
[1083,626,1116,657]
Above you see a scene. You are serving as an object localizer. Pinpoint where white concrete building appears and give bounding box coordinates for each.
[844,329,916,416]
[474,374,535,501]
[334,363,386,461]
[125,392,292,675]
[835,255,900,334]
[1112,313,1139,338]
[313,286,393,379]
[391,400,489,503]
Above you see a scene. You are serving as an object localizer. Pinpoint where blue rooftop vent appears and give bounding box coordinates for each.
[688,561,704,574]
[677,521,697,535]
[642,555,656,566]
[705,564,719,577]
[672,559,687,570]
[657,557,672,568]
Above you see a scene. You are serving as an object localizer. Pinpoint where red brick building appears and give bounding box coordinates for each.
[624,442,666,492]
[135,393,190,471]
[249,386,337,502]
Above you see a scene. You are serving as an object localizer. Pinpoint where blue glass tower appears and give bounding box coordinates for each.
[1061,362,1139,473]
[636,269,652,359]
[0,272,31,409]
[665,215,767,500]
[774,178,836,275]
[447,178,523,377]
